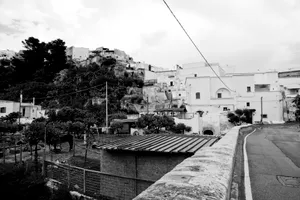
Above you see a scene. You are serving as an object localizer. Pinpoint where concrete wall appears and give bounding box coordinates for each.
[236,91,283,123]
[134,125,252,200]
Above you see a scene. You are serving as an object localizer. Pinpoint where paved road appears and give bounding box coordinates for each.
[246,125,300,200]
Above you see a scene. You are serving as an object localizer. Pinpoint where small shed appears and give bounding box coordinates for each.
[110,119,137,134]
[98,134,220,199]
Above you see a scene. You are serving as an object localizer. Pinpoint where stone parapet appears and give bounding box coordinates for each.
[134,125,251,200]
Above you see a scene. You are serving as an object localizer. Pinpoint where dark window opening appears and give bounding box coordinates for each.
[0,107,6,113]
[179,94,181,96]
[194,74,197,77]
[262,114,267,118]
[217,93,222,98]
[203,130,214,135]
[170,81,173,86]
[247,86,251,92]
[22,108,25,117]
[247,102,250,107]
[223,107,228,111]
[196,92,200,99]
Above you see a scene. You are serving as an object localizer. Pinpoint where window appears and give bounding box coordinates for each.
[247,86,251,92]
[0,107,6,113]
[246,102,250,107]
[179,94,181,96]
[170,81,173,86]
[196,92,200,99]
[223,107,228,111]
[217,93,222,98]
[262,114,267,118]
[194,74,197,77]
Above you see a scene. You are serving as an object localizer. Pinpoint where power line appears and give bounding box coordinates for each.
[162,0,235,92]
[23,83,107,102]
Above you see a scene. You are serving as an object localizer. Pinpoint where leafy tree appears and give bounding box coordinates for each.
[171,123,192,134]
[0,112,20,124]
[110,122,123,134]
[45,123,60,151]
[227,109,252,125]
[136,114,176,134]
[25,122,44,171]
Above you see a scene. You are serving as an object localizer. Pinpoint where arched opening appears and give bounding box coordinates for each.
[203,130,214,135]
[216,88,231,98]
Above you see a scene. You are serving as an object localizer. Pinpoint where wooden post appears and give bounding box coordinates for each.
[67,164,70,188]
[83,169,86,194]
[20,144,22,162]
[73,132,75,157]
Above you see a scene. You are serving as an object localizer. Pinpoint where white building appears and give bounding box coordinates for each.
[66,46,89,61]
[185,71,284,123]
[0,100,45,123]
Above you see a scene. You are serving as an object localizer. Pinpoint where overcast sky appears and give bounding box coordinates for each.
[1,0,300,72]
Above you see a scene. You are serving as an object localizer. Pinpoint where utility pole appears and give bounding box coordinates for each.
[106,82,108,133]
[260,96,263,123]
[18,90,22,125]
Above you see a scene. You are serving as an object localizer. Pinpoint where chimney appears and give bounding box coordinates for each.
[33,97,35,105]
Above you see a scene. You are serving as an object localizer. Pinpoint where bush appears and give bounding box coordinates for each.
[227,109,252,125]
[110,122,123,134]
[171,123,192,134]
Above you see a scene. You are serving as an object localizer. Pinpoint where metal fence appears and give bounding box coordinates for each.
[45,160,154,200]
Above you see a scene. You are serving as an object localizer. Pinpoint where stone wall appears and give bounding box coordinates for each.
[134,125,250,200]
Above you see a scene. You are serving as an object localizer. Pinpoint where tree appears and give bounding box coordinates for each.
[45,123,60,151]
[25,122,44,171]
[227,109,252,125]
[0,112,20,124]
[110,122,123,134]
[293,94,300,122]
[171,123,192,134]
[136,114,176,134]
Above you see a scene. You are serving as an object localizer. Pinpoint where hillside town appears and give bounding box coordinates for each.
[1,46,299,132]
[1,1,300,200]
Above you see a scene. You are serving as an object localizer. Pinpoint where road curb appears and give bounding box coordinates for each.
[244,128,256,200]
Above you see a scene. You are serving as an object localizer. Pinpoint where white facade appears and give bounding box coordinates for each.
[66,47,89,61]
[0,100,45,123]
[185,71,284,123]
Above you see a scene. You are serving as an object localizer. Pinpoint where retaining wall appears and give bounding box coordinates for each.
[134,125,250,200]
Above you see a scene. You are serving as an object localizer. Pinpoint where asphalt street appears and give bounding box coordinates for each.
[246,125,300,200]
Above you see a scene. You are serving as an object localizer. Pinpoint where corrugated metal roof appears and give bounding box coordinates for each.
[98,134,220,154]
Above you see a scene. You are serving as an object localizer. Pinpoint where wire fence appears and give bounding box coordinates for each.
[45,160,154,200]
[0,143,33,164]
